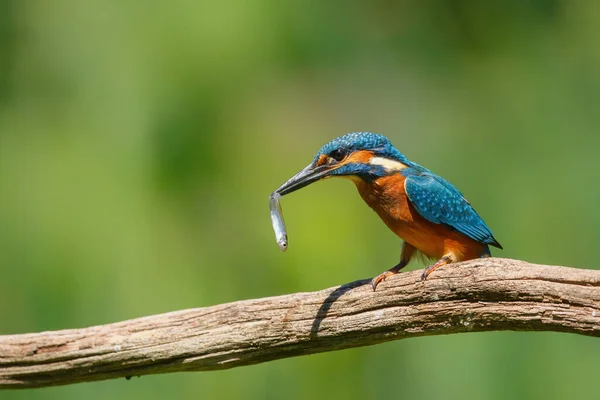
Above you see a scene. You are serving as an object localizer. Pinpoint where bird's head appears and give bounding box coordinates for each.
[275,132,414,196]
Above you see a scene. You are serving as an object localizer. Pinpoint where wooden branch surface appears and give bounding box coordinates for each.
[1,258,599,389]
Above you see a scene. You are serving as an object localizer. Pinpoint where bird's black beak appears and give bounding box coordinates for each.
[275,163,336,196]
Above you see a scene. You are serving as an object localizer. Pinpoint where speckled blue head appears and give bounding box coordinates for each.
[275,132,417,196]
[313,132,411,166]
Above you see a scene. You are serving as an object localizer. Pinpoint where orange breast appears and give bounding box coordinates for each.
[354,174,486,261]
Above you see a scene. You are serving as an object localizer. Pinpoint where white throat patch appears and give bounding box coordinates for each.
[369,157,408,172]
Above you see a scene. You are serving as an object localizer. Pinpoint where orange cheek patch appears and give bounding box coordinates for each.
[315,154,328,167]
[343,150,374,165]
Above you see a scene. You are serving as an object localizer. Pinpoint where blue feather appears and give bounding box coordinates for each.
[403,169,502,248]
[314,132,413,167]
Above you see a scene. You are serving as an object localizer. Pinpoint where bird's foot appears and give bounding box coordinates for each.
[371,260,409,291]
[420,269,429,281]
[371,270,397,291]
[421,255,452,281]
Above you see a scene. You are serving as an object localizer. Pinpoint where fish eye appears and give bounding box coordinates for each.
[329,148,346,162]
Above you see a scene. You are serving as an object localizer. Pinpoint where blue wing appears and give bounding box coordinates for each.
[403,170,501,248]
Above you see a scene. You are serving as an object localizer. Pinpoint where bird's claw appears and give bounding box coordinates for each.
[370,276,382,291]
[421,255,452,281]
[371,271,395,291]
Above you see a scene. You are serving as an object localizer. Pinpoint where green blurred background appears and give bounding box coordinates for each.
[2,1,600,399]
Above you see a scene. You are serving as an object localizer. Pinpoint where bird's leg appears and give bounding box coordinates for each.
[370,260,408,291]
[371,242,416,291]
[421,255,453,281]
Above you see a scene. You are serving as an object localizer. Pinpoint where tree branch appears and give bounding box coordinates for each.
[1,258,599,389]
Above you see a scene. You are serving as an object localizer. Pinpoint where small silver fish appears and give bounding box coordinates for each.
[269,192,288,251]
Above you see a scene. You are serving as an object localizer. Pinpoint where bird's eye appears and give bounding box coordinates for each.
[329,148,346,162]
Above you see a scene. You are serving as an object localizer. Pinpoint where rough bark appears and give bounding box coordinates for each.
[1,258,599,389]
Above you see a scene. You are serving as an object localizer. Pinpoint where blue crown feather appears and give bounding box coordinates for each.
[314,132,413,166]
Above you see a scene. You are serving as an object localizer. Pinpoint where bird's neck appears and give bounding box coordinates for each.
[353,173,409,220]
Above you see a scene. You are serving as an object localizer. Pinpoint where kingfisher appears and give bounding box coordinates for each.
[274,132,502,291]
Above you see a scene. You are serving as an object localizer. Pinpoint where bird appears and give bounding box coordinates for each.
[274,132,502,291]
